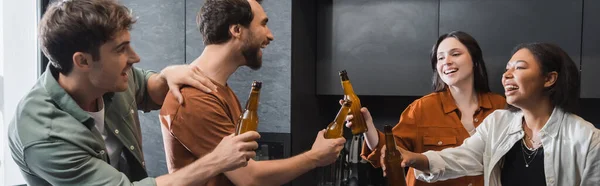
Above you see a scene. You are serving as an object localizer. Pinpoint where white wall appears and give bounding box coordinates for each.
[1,0,39,185]
[0,0,4,127]
[0,0,4,177]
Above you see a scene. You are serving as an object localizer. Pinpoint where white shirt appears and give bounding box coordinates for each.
[88,98,123,169]
[415,108,600,186]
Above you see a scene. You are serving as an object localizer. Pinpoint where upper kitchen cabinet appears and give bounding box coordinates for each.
[316,0,439,96]
[439,0,583,94]
[582,0,600,98]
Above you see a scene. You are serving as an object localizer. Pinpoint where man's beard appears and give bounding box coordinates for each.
[242,34,262,70]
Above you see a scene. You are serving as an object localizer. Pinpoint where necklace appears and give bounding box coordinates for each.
[524,134,542,148]
[520,119,544,167]
[520,138,540,168]
[522,120,542,149]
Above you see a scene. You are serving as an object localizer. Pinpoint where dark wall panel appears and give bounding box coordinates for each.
[440,0,583,94]
[122,0,185,177]
[291,0,320,184]
[316,0,439,96]
[186,0,292,133]
[582,0,600,98]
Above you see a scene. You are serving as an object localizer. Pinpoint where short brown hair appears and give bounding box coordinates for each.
[197,0,262,45]
[39,0,136,75]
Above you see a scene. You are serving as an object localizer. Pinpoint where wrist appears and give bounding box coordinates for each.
[158,68,169,83]
[202,152,223,175]
[364,126,379,149]
[416,153,430,172]
[184,152,221,184]
[302,151,319,169]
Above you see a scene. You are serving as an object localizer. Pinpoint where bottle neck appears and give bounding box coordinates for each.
[385,132,397,152]
[340,73,349,81]
[333,105,351,125]
[341,80,355,95]
[246,89,260,110]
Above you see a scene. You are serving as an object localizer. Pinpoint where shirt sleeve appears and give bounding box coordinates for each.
[131,67,162,112]
[167,93,235,158]
[361,102,420,167]
[581,130,600,185]
[24,140,156,186]
[414,110,491,183]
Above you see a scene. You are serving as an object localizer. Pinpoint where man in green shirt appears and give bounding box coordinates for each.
[8,0,260,185]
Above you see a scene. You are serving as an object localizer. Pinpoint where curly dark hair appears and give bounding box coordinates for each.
[197,0,262,45]
[39,0,136,75]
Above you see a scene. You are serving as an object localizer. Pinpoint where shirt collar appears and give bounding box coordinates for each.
[43,64,93,126]
[42,64,116,128]
[506,107,563,138]
[440,88,494,114]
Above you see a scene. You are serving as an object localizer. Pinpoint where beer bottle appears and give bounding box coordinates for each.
[384,125,407,186]
[339,70,368,134]
[324,99,352,139]
[235,81,262,135]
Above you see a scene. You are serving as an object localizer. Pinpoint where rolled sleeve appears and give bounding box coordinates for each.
[582,131,600,185]
[414,114,491,183]
[131,67,161,112]
[360,130,385,167]
[361,103,420,168]
[414,151,447,183]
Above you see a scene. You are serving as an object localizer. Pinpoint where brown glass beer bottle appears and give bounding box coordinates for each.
[339,70,368,134]
[384,125,407,186]
[324,99,352,139]
[235,81,262,135]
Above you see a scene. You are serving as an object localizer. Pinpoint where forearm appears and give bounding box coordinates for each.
[411,153,431,173]
[146,73,169,105]
[236,151,318,186]
[156,153,223,186]
[363,123,380,150]
[360,129,386,167]
[414,141,485,182]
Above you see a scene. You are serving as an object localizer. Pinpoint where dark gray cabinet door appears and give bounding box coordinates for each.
[122,0,186,177]
[317,0,439,96]
[440,0,583,94]
[582,0,600,98]
[186,0,291,133]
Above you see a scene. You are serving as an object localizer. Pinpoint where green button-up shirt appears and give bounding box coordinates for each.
[8,65,161,186]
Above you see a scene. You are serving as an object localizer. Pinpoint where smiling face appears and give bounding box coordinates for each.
[87,30,140,92]
[240,0,274,70]
[502,48,556,109]
[435,37,475,89]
